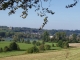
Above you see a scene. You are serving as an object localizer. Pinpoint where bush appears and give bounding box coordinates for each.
[0,48,3,52]
[52,43,54,47]
[58,40,69,48]
[45,45,51,50]
[39,44,45,51]
[9,42,20,51]
[63,41,69,48]
[27,46,39,53]
[4,46,10,52]
[36,42,41,46]
[32,40,36,45]
[56,43,58,47]
[58,40,63,48]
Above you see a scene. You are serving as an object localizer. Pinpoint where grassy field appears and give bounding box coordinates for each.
[0,41,33,50]
[0,41,80,60]
[0,41,61,58]
[0,41,33,57]
[0,51,25,58]
[0,48,80,60]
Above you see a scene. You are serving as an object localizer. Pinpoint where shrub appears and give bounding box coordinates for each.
[32,40,36,45]
[58,40,63,48]
[63,41,69,48]
[9,42,20,51]
[0,48,3,52]
[45,45,51,50]
[52,43,54,47]
[58,40,69,48]
[36,42,41,46]
[27,46,39,53]
[56,43,58,47]
[4,46,10,52]
[39,44,45,51]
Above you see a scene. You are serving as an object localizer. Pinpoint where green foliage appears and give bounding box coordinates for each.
[39,44,45,51]
[70,34,77,43]
[55,43,58,47]
[0,41,68,57]
[58,40,69,48]
[27,46,39,53]
[55,32,66,41]
[13,34,21,42]
[32,40,37,45]
[25,39,31,44]
[62,41,69,48]
[0,41,33,51]
[0,47,3,52]
[4,46,10,52]
[9,42,20,51]
[36,41,41,46]
[58,40,63,48]
[45,45,51,50]
[42,31,50,42]
[52,43,54,47]
[0,32,5,37]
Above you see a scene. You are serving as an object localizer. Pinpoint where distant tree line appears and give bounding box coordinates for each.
[0,31,42,41]
[0,26,80,36]
[42,31,80,43]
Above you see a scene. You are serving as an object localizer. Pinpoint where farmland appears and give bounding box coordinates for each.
[0,41,80,60]
[0,41,61,58]
[0,47,80,60]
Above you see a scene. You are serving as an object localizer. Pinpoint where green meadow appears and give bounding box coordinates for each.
[0,41,61,58]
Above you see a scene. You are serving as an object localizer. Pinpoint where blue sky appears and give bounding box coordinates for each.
[0,0,80,30]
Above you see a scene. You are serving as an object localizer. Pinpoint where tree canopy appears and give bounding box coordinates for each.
[0,0,79,29]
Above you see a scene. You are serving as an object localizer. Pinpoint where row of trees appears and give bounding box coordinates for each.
[42,31,80,43]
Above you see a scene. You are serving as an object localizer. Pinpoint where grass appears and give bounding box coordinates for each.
[0,41,33,50]
[0,41,33,58]
[0,51,25,58]
[45,42,62,50]
[18,43,33,50]
[0,48,80,60]
[0,41,80,60]
[0,41,62,58]
[0,41,11,49]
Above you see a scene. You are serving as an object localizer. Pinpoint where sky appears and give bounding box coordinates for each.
[0,0,80,30]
